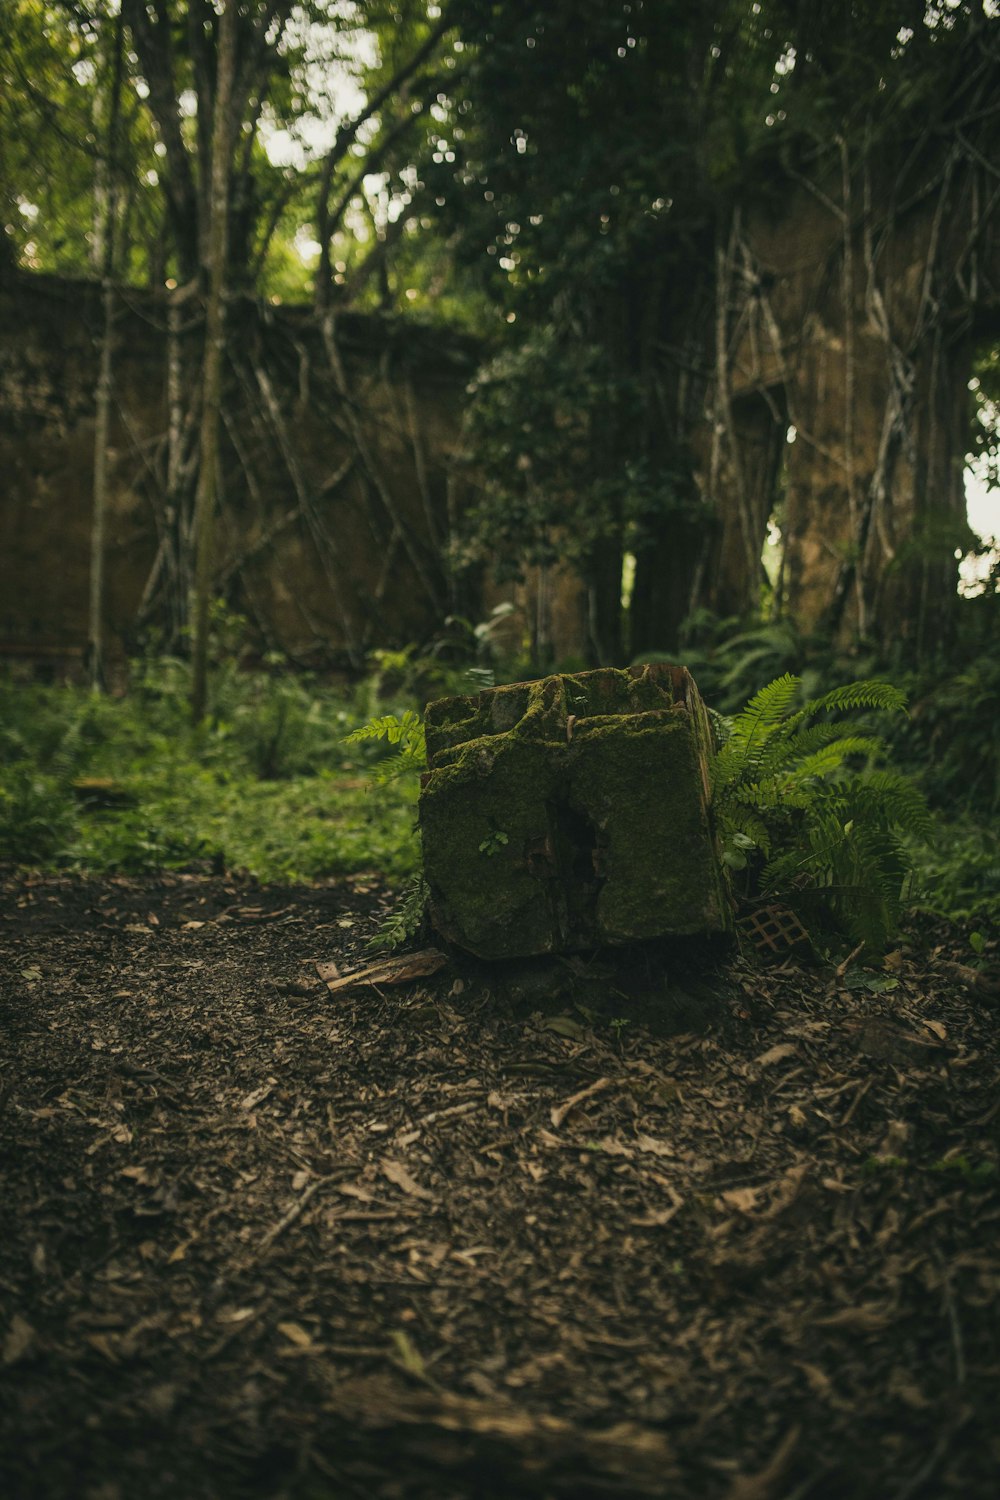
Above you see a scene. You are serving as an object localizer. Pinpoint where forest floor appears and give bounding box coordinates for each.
[1,871,999,1500]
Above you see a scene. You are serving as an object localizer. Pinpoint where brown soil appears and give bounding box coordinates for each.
[1,871,998,1500]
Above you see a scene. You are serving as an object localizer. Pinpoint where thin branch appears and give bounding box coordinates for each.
[315,6,462,305]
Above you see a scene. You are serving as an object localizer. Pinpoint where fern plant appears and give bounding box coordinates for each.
[366,873,430,952]
[343,709,427,785]
[712,674,930,951]
[343,709,429,946]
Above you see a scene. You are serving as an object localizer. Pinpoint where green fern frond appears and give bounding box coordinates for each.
[776,736,886,784]
[761,721,882,768]
[850,770,932,838]
[714,673,926,952]
[756,679,907,756]
[725,672,802,749]
[344,710,426,756]
[707,706,733,750]
[711,674,806,795]
[366,754,424,787]
[807,680,908,717]
[366,873,429,952]
[718,801,772,856]
[344,709,427,787]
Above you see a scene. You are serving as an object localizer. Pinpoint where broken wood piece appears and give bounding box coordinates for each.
[317,949,448,992]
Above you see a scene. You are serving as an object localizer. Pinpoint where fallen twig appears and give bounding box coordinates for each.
[550,1076,613,1129]
[259,1175,334,1252]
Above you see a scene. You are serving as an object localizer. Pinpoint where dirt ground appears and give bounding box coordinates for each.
[1,870,998,1500]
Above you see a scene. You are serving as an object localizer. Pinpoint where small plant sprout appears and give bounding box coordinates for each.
[610,1016,631,1047]
[478,829,510,857]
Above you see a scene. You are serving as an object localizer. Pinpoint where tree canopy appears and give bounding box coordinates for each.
[1,0,997,665]
[8,3,993,309]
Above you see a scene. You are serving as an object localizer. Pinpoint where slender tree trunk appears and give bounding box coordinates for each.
[88,11,125,692]
[584,542,624,666]
[191,0,239,724]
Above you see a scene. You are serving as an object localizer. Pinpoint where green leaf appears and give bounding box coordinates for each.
[390,1330,426,1378]
[842,970,899,993]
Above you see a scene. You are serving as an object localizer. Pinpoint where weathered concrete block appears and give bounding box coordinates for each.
[419,663,732,959]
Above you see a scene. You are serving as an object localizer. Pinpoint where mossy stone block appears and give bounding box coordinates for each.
[419,663,732,960]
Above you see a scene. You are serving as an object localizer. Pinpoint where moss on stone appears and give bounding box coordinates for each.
[568,721,728,942]
[420,736,560,959]
[419,663,731,960]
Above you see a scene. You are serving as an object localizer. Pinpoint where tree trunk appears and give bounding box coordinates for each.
[88,11,125,691]
[583,541,624,667]
[630,518,707,659]
[191,0,238,723]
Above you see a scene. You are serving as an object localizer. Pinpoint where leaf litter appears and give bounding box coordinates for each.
[0,869,998,1499]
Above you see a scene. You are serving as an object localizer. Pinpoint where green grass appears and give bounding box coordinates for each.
[0,664,422,882]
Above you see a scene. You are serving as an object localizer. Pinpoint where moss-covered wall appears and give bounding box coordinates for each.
[700,155,1000,646]
[0,270,479,673]
[5,152,997,678]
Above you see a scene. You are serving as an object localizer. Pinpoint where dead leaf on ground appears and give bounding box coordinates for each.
[795,1361,834,1398]
[877,1120,910,1155]
[887,1366,932,1409]
[936,960,1000,1000]
[381,1158,435,1201]
[765,1163,810,1217]
[815,1303,891,1332]
[120,1164,159,1186]
[723,1424,801,1500]
[240,1081,276,1111]
[539,1013,588,1041]
[216,1306,256,1325]
[2,1315,36,1366]
[277,1321,314,1349]
[390,1329,427,1378]
[591,1136,634,1157]
[634,1133,676,1158]
[630,1206,682,1227]
[754,1043,798,1068]
[720,1186,760,1213]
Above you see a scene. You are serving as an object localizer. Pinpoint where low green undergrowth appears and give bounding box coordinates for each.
[905,815,1000,927]
[4,640,994,941]
[0,663,422,882]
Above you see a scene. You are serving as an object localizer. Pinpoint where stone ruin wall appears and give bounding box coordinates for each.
[702,151,1000,648]
[0,270,481,677]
